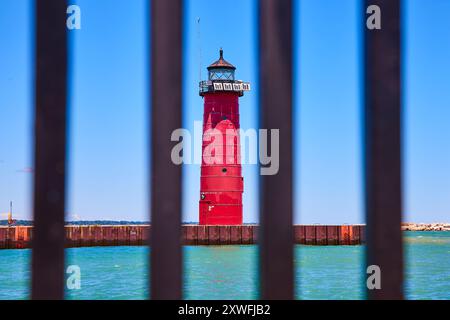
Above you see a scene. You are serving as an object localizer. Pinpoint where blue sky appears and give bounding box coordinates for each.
[0,0,449,224]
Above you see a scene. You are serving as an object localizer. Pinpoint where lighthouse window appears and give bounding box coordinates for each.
[222,168,227,173]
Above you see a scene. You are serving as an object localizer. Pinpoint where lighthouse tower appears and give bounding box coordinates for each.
[198,49,250,225]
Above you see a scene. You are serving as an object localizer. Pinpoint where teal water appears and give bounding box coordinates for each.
[0,231,448,299]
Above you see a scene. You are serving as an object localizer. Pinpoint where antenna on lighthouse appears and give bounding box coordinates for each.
[197,17,202,82]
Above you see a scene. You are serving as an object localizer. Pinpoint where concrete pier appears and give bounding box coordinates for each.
[0,225,366,249]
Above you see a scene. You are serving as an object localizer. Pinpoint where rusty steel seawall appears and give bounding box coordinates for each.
[0,225,366,249]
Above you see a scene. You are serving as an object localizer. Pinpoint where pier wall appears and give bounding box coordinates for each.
[0,225,366,249]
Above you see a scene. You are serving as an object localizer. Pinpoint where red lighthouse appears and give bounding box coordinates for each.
[198,49,250,225]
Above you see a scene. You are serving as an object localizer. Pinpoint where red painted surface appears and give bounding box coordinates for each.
[208,226,220,245]
[118,226,127,245]
[199,91,243,225]
[219,226,231,244]
[185,225,198,245]
[252,225,259,244]
[112,226,119,246]
[93,226,103,246]
[142,225,150,245]
[7,227,15,248]
[15,227,31,249]
[129,226,137,245]
[294,225,306,244]
[230,226,242,244]
[102,226,113,246]
[82,226,89,244]
[351,225,360,245]
[360,225,366,244]
[197,226,208,245]
[339,226,351,245]
[0,228,6,249]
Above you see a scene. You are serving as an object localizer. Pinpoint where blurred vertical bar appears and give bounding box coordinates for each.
[32,0,68,299]
[364,0,403,299]
[150,0,183,299]
[259,0,294,299]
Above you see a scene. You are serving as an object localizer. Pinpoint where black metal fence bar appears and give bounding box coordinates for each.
[31,0,68,300]
[364,0,403,299]
[150,0,183,299]
[259,0,294,299]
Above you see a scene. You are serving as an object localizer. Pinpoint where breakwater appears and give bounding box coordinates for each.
[0,225,366,249]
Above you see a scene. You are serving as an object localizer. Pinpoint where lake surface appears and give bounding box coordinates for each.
[0,231,448,299]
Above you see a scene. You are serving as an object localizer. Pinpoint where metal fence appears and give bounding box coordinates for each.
[31,0,402,299]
